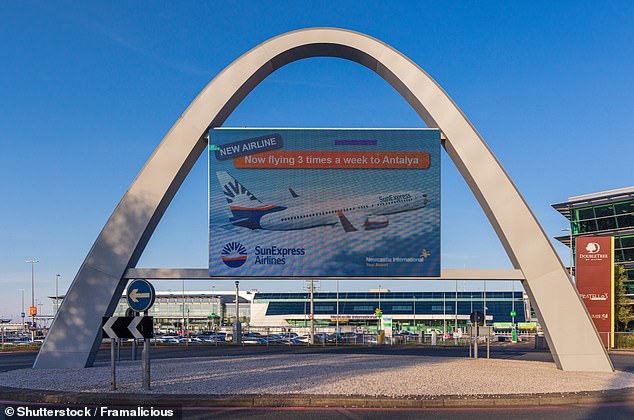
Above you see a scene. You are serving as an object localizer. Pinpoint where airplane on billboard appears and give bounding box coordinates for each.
[216,171,428,232]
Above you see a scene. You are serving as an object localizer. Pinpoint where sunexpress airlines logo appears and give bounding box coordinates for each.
[221,242,248,268]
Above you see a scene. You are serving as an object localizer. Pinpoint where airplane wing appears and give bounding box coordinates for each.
[336,211,358,232]
[288,186,300,198]
[216,218,250,229]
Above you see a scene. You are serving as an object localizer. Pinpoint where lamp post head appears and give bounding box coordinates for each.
[235,281,239,287]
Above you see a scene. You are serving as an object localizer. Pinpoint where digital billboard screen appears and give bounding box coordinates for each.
[209,128,440,278]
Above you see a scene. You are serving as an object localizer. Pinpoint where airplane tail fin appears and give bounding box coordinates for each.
[216,171,262,208]
[215,171,284,228]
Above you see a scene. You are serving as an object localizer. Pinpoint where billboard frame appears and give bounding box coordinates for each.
[208,127,441,279]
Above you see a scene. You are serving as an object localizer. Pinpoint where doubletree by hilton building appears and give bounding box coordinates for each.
[553,186,634,297]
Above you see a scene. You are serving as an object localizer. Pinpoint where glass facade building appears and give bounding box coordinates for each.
[251,291,528,332]
[110,291,254,330]
[553,186,634,296]
[97,289,528,333]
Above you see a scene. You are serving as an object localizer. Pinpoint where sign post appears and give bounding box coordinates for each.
[142,324,150,390]
[126,308,137,361]
[470,311,484,359]
[126,279,156,390]
[103,316,154,390]
[375,308,383,344]
[110,336,116,390]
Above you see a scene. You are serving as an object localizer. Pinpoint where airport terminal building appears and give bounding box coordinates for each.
[104,289,531,333]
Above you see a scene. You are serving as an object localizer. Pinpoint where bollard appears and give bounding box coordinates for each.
[474,324,479,359]
[487,331,490,359]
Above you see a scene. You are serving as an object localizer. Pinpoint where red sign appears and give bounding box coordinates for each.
[575,236,614,347]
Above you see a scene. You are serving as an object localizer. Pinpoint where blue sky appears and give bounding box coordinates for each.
[1,1,633,319]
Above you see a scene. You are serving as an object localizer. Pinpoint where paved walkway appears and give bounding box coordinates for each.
[1,353,634,407]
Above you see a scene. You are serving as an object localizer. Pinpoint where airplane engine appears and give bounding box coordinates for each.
[364,216,389,230]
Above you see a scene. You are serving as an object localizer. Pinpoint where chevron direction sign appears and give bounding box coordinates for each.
[102,316,153,339]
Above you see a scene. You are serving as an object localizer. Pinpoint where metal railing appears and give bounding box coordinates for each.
[604,332,634,350]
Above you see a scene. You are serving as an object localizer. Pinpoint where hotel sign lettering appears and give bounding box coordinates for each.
[575,236,614,347]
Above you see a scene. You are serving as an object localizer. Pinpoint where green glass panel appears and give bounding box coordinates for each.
[595,204,615,218]
[620,235,634,248]
[615,201,634,214]
[617,214,634,229]
[576,207,595,221]
[597,216,617,231]
[579,219,597,233]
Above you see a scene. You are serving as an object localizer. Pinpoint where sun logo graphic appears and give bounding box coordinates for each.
[221,242,248,268]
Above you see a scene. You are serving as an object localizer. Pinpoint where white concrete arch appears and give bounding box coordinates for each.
[35,28,612,372]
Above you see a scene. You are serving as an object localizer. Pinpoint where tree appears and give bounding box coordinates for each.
[614,265,634,332]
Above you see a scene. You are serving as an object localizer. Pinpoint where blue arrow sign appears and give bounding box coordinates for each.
[126,279,156,313]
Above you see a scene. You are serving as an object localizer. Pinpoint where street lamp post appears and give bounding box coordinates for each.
[26,259,38,339]
[234,281,241,344]
[511,282,515,327]
[19,289,25,330]
[182,279,187,347]
[310,280,315,345]
[336,280,339,335]
[234,281,242,342]
[454,279,458,335]
[211,284,215,317]
[377,284,382,342]
[483,280,487,326]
